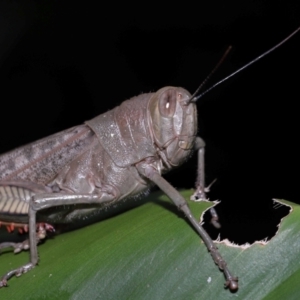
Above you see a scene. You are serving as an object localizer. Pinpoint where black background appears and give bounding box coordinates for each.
[0,1,299,243]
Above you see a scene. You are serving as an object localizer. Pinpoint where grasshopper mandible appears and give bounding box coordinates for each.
[0,27,299,291]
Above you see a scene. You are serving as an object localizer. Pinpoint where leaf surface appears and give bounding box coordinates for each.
[0,191,298,300]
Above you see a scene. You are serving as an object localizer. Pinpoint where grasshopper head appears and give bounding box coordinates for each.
[148,86,197,169]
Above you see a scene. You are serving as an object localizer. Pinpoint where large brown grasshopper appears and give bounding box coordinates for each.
[0,27,299,291]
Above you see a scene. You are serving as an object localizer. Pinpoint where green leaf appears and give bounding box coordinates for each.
[0,191,299,300]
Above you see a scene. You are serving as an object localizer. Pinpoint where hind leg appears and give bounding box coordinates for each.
[0,191,114,287]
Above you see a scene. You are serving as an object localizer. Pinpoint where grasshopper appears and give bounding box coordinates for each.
[0,27,299,291]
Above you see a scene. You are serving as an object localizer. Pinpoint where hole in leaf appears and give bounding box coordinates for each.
[202,199,291,246]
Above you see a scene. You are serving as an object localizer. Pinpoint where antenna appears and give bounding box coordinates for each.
[189,46,232,102]
[190,27,300,103]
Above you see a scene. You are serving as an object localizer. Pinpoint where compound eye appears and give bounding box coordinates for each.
[158,89,177,117]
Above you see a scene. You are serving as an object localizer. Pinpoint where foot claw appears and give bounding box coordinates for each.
[190,179,217,201]
[0,263,35,287]
[190,190,208,201]
[0,279,7,287]
[0,223,54,255]
[225,277,239,291]
[210,207,221,229]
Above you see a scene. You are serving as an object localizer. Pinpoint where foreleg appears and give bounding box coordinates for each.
[136,162,238,291]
